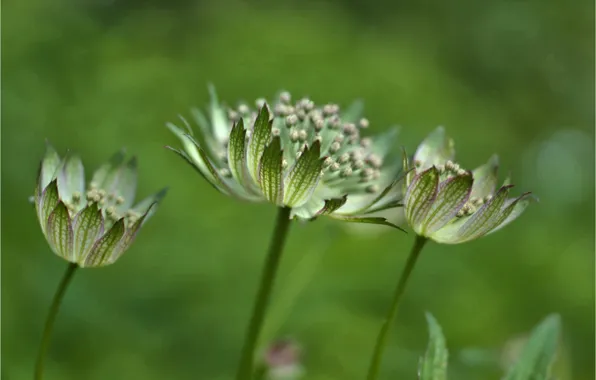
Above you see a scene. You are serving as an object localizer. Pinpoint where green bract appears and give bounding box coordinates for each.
[34,143,167,267]
[167,86,404,228]
[403,127,533,244]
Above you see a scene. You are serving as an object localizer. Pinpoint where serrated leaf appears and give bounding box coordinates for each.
[329,215,406,232]
[248,105,272,184]
[405,167,439,233]
[423,173,473,235]
[503,314,561,380]
[228,119,248,186]
[72,203,104,262]
[419,313,448,380]
[46,201,74,260]
[83,219,125,267]
[259,136,284,204]
[283,140,324,207]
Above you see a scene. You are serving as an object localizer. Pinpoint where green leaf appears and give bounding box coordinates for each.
[405,167,439,234]
[39,141,62,192]
[329,215,406,232]
[72,203,104,262]
[46,201,74,261]
[83,219,125,267]
[37,180,61,235]
[471,155,499,199]
[419,313,448,380]
[57,155,85,204]
[259,136,284,204]
[316,195,348,215]
[228,119,248,186]
[423,173,473,235]
[248,105,273,184]
[503,314,561,380]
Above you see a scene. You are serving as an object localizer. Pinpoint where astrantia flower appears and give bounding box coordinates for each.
[34,143,167,267]
[402,127,534,244]
[166,86,404,227]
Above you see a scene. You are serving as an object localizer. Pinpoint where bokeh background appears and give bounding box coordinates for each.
[2,0,594,379]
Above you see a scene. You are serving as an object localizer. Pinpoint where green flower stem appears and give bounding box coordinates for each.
[235,206,293,380]
[34,262,78,380]
[366,235,428,380]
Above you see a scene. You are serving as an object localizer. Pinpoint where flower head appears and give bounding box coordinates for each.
[262,339,304,380]
[167,86,404,228]
[34,143,167,267]
[403,127,534,244]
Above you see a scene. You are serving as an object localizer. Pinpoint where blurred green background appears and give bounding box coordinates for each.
[2,0,594,379]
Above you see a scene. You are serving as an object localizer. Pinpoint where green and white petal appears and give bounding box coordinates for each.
[46,201,74,260]
[228,119,249,186]
[485,192,534,236]
[72,203,104,262]
[37,180,60,235]
[413,127,455,170]
[39,142,62,192]
[109,203,156,265]
[456,185,512,242]
[132,187,168,222]
[471,155,499,199]
[208,84,231,143]
[57,155,85,204]
[422,173,473,235]
[82,219,126,267]
[247,106,273,184]
[91,150,126,188]
[283,140,324,208]
[404,167,440,235]
[259,137,284,204]
[113,157,138,211]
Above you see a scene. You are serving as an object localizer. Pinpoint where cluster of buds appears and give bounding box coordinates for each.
[34,143,166,267]
[167,86,404,226]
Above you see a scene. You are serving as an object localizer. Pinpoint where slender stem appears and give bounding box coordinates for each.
[34,262,78,380]
[235,206,292,380]
[366,235,428,380]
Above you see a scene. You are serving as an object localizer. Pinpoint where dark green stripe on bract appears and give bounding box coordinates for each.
[73,203,104,262]
[40,180,60,235]
[283,140,324,207]
[423,173,473,235]
[330,215,406,232]
[405,167,439,229]
[458,185,511,240]
[317,195,348,215]
[228,119,247,186]
[46,201,74,260]
[248,105,272,184]
[259,136,284,204]
[83,219,125,267]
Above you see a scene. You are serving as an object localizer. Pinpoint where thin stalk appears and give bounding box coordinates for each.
[235,206,292,380]
[366,235,428,380]
[34,262,78,380]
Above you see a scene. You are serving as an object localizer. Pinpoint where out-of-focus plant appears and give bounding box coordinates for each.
[33,143,166,380]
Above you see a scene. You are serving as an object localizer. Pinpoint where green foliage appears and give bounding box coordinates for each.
[419,313,448,380]
[503,314,561,380]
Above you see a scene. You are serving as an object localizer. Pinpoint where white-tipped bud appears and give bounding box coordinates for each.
[343,123,357,135]
[323,157,334,167]
[436,164,445,173]
[338,153,350,164]
[286,114,298,127]
[457,168,467,176]
[279,91,292,104]
[365,154,383,168]
[238,104,250,115]
[330,162,341,172]
[89,181,99,190]
[272,128,281,137]
[358,118,370,128]
[282,159,288,169]
[297,109,307,121]
[328,115,341,129]
[106,206,117,216]
[366,184,379,193]
[228,110,240,121]
[290,130,300,143]
[314,118,325,131]
[329,142,341,154]
[314,134,323,143]
[361,167,374,178]
[115,196,125,205]
[323,104,339,116]
[298,130,308,142]
[255,98,267,108]
[445,160,456,171]
[334,134,345,143]
[274,104,287,116]
[360,137,372,148]
[341,167,353,177]
[353,160,365,169]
